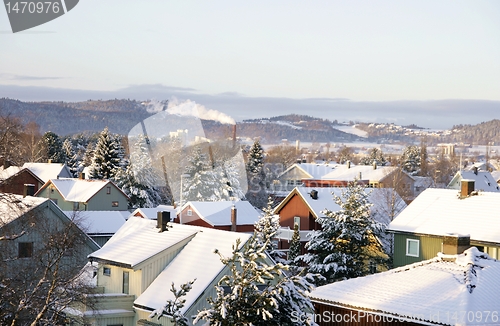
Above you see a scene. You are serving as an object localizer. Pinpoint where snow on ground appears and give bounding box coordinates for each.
[334,125,369,138]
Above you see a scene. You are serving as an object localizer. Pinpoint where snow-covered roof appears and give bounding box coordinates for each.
[448,171,500,192]
[22,162,71,183]
[321,165,397,182]
[388,188,500,244]
[0,194,48,225]
[280,163,338,179]
[0,166,23,180]
[183,200,260,226]
[277,187,406,226]
[37,178,120,202]
[310,247,500,325]
[88,216,199,268]
[130,205,176,220]
[134,224,252,315]
[63,211,127,235]
[491,171,500,183]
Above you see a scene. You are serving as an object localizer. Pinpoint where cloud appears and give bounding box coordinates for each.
[0,73,63,81]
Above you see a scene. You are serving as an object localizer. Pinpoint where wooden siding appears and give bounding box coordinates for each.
[0,169,42,196]
[86,184,128,211]
[313,302,425,326]
[277,193,314,230]
[393,233,443,267]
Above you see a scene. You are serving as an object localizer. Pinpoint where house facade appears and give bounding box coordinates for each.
[0,166,44,196]
[35,177,129,211]
[388,183,500,268]
[273,187,406,257]
[177,200,260,232]
[72,216,253,326]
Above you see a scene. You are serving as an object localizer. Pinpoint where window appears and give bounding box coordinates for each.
[103,267,111,276]
[294,216,301,229]
[106,186,111,194]
[406,239,419,257]
[18,242,33,258]
[112,201,119,207]
[73,201,79,211]
[187,209,193,216]
[123,271,129,294]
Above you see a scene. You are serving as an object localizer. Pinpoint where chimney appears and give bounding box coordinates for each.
[359,172,362,180]
[460,180,475,198]
[310,189,318,200]
[347,161,351,169]
[373,161,377,170]
[232,124,237,149]
[231,205,237,232]
[48,159,52,164]
[442,234,470,255]
[3,160,10,169]
[472,166,478,175]
[157,211,171,232]
[23,184,35,197]
[79,172,85,180]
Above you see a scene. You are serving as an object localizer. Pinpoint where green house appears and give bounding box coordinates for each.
[35,178,129,211]
[388,186,500,267]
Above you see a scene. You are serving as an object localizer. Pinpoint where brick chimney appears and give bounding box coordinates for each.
[442,234,470,255]
[460,179,475,198]
[231,205,237,232]
[23,184,35,197]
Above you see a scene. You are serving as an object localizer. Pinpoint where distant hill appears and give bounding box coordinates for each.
[1,98,499,145]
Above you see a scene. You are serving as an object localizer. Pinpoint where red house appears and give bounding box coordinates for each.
[0,167,44,196]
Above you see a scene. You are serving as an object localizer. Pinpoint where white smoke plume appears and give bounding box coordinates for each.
[143,99,166,114]
[167,98,235,125]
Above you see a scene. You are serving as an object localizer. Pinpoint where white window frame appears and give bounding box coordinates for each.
[187,209,193,216]
[294,216,301,229]
[103,267,111,276]
[406,238,420,257]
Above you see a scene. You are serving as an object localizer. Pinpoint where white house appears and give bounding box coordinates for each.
[73,216,253,326]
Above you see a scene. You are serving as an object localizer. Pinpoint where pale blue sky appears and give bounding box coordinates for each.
[1,1,500,128]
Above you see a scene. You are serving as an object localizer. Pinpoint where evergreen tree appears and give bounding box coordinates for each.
[254,197,285,263]
[150,279,196,326]
[195,235,318,326]
[246,139,267,208]
[39,131,65,163]
[288,223,301,267]
[359,148,386,166]
[88,127,122,180]
[299,182,387,284]
[401,145,421,174]
[182,145,219,202]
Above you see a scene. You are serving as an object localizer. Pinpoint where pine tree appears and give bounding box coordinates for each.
[254,197,285,263]
[88,127,122,180]
[194,235,319,326]
[39,131,65,163]
[150,279,196,326]
[182,145,219,202]
[299,182,387,284]
[401,145,421,174]
[246,139,267,208]
[288,223,301,266]
[359,148,386,166]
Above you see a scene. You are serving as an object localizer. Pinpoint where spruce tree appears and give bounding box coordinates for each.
[299,182,387,284]
[401,145,421,174]
[359,148,386,166]
[40,131,65,163]
[254,197,285,263]
[288,223,301,267]
[88,127,122,180]
[195,235,318,326]
[245,139,267,208]
[182,145,218,202]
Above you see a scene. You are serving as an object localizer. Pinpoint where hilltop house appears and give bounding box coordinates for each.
[35,177,129,211]
[310,246,500,326]
[276,162,338,191]
[72,215,257,326]
[273,187,406,257]
[176,200,260,232]
[387,182,500,268]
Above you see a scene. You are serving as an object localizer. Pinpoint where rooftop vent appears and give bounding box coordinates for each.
[157,211,171,232]
[310,189,318,200]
